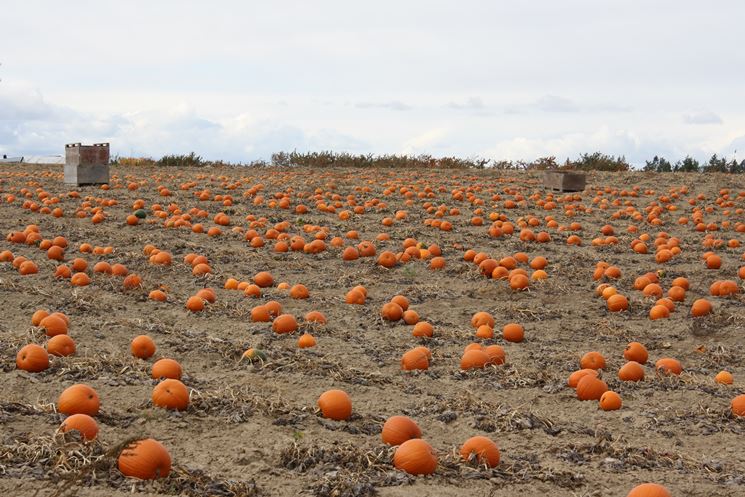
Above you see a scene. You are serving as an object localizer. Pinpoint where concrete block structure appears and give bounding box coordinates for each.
[543,170,586,192]
[64,143,110,185]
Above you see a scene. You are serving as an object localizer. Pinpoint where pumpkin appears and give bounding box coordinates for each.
[401,348,430,371]
[290,284,309,299]
[568,369,598,388]
[625,483,672,497]
[250,305,271,322]
[58,384,100,416]
[460,436,500,467]
[39,314,68,336]
[580,351,606,370]
[272,314,298,334]
[60,413,98,441]
[298,333,317,348]
[152,379,189,410]
[47,335,76,357]
[460,349,490,370]
[618,361,645,382]
[391,295,410,311]
[599,391,622,410]
[118,438,172,480]
[151,358,183,380]
[131,335,156,359]
[655,358,682,375]
[254,271,274,288]
[16,344,49,372]
[502,323,524,342]
[623,342,648,364]
[264,300,282,317]
[471,311,494,328]
[607,294,629,312]
[304,311,327,324]
[317,389,352,421]
[393,439,438,475]
[31,309,49,326]
[381,302,404,321]
[475,325,493,339]
[715,371,733,385]
[402,309,420,325]
[412,321,434,337]
[484,345,506,365]
[186,295,205,312]
[382,415,422,445]
[576,375,608,401]
[691,298,712,317]
[732,395,745,416]
[195,288,216,303]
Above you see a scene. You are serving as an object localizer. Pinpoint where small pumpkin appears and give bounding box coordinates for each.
[393,439,438,475]
[599,391,622,411]
[401,348,430,371]
[381,415,422,446]
[298,333,317,348]
[460,349,490,370]
[715,371,733,385]
[58,384,100,416]
[317,389,352,421]
[39,314,69,336]
[131,335,156,359]
[460,436,500,467]
[576,375,608,401]
[655,358,682,375]
[618,361,645,382]
[502,323,524,342]
[625,483,671,497]
[151,358,183,380]
[567,369,598,388]
[732,395,745,417]
[623,342,648,364]
[381,302,404,321]
[580,351,606,370]
[118,438,172,480]
[272,314,298,334]
[60,413,98,441]
[152,379,189,410]
[16,344,49,372]
[47,335,76,357]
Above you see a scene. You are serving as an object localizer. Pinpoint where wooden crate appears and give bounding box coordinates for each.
[543,170,586,192]
[64,143,110,185]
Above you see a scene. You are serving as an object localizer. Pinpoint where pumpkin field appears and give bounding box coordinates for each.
[2,162,745,497]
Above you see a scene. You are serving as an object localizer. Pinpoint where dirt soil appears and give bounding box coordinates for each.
[1,163,744,497]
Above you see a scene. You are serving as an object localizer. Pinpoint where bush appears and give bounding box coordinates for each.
[156,152,204,168]
[564,152,630,172]
[269,151,488,169]
[673,156,700,173]
[643,156,672,173]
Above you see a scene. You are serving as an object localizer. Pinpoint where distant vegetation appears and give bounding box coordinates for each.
[110,150,745,173]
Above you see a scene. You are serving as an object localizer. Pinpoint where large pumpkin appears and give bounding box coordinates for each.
[152,379,189,410]
[58,384,100,416]
[460,436,500,467]
[381,415,422,446]
[60,413,99,441]
[317,389,352,421]
[16,344,49,372]
[576,375,608,401]
[626,483,671,497]
[393,439,437,475]
[118,438,172,479]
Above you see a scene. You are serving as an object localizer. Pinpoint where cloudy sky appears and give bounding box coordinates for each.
[2,1,744,165]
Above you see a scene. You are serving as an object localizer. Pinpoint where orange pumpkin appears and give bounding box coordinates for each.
[317,389,352,421]
[118,438,172,479]
[618,361,645,382]
[393,439,438,475]
[272,314,298,334]
[580,351,606,370]
[16,344,49,372]
[576,375,608,401]
[131,335,156,359]
[715,370,733,385]
[460,349,490,370]
[152,379,189,410]
[381,302,404,321]
[732,395,745,416]
[298,332,317,348]
[381,415,422,446]
[47,335,76,357]
[151,358,183,380]
[58,384,100,416]
[568,369,598,388]
[599,391,622,410]
[60,413,99,441]
[460,436,500,467]
[623,342,648,364]
[655,358,682,375]
[625,483,672,497]
[502,323,524,342]
[401,348,430,371]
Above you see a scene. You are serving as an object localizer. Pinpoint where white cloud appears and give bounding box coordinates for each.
[683,110,723,125]
[354,101,412,111]
[447,97,486,110]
